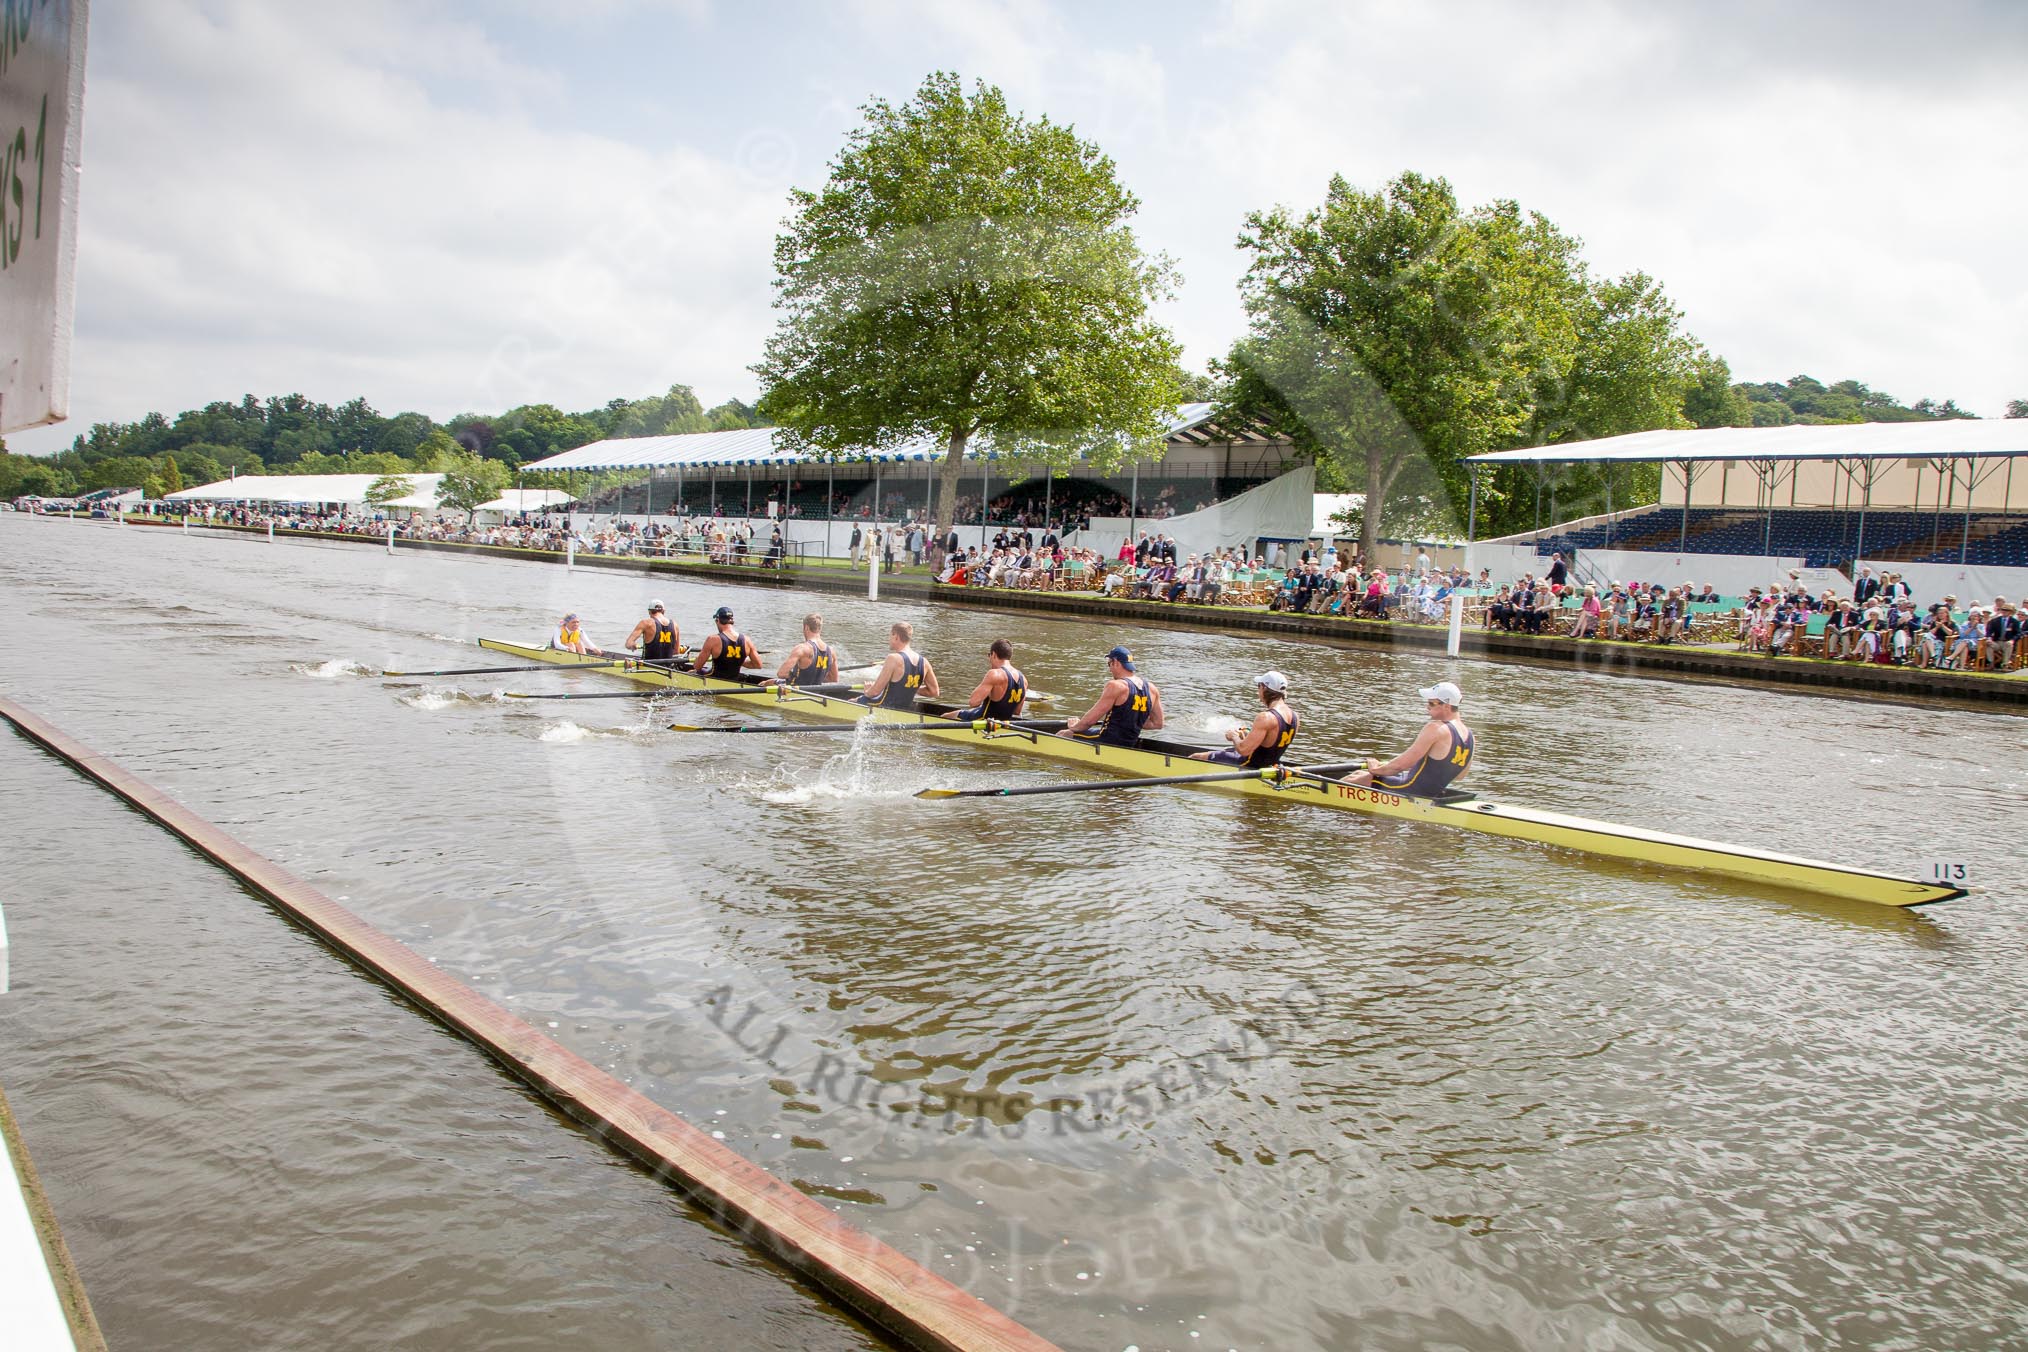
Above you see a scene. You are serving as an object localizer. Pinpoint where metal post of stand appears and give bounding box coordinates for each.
[1959,458,1974,564]
[1678,461,1692,551]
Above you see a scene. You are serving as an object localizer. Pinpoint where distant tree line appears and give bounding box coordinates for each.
[1731,375,1978,427]
[0,385,762,501]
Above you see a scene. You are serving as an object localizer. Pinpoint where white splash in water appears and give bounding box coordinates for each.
[761,780,859,805]
[756,719,919,804]
[1202,714,1246,738]
[400,685,503,711]
[292,658,368,679]
[540,721,594,743]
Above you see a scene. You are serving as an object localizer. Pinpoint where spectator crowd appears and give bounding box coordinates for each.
[69,503,2027,678]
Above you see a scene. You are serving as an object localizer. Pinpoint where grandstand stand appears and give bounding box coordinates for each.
[1534,507,2028,569]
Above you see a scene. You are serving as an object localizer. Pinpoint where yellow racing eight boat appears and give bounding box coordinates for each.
[478,638,1966,909]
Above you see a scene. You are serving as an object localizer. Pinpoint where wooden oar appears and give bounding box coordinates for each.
[915,760,1366,800]
[506,686,774,701]
[669,717,1070,734]
[381,658,635,677]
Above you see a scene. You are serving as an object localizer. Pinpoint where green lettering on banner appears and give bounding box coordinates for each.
[4,125,22,266]
[33,89,43,236]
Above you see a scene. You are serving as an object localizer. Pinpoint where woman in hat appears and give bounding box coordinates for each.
[555,612,596,655]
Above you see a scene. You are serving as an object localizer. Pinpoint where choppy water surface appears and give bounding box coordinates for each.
[3,515,2026,1352]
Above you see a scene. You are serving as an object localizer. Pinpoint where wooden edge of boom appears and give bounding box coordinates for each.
[0,697,1061,1352]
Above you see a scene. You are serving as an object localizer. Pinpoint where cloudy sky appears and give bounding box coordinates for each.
[13,0,2025,454]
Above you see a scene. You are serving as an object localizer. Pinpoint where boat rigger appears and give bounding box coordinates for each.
[475,638,1966,909]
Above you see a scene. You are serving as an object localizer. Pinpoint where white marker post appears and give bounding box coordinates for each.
[567,537,576,570]
[267,519,274,543]
[386,524,395,555]
[868,526,881,600]
[1447,592,1464,657]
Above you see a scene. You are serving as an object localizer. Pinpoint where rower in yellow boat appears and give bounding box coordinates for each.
[554,612,602,656]
[1344,680,1473,796]
[1057,645,1163,747]
[946,638,1027,721]
[775,613,839,687]
[1190,670,1297,766]
[623,601,681,667]
[694,606,762,680]
[861,621,939,709]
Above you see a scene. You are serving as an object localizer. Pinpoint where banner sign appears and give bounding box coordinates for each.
[1,0,88,434]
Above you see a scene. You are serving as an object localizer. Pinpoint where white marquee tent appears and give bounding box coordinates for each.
[165,473,446,510]
[478,488,574,514]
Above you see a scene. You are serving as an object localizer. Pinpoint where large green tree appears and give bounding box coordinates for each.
[756,72,1182,538]
[1683,354,1753,429]
[1223,172,1709,550]
[1222,173,1574,556]
[434,453,509,524]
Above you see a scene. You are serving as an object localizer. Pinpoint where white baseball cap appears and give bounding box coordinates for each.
[1419,680,1463,706]
[1255,670,1288,693]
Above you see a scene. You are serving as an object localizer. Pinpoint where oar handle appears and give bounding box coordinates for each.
[380,658,636,677]
[915,757,1367,800]
[669,715,1073,735]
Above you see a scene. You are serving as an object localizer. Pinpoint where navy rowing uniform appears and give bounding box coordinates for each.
[1377,719,1473,796]
[792,638,837,687]
[1208,705,1298,767]
[643,618,678,662]
[872,650,926,709]
[707,629,749,679]
[956,664,1028,722]
[984,664,1027,718]
[1078,675,1151,747]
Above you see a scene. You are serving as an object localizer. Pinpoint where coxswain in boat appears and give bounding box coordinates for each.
[1190,671,1297,766]
[774,613,839,687]
[553,612,603,656]
[1345,680,1473,796]
[860,621,939,709]
[693,606,762,680]
[623,601,681,668]
[946,638,1027,721]
[1057,645,1163,747]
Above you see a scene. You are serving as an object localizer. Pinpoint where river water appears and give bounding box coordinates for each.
[2,515,2025,1352]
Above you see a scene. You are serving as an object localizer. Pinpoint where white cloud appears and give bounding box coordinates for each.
[17,0,784,450]
[1172,0,2028,408]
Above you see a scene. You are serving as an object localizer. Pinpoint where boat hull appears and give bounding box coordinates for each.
[480,639,1964,909]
